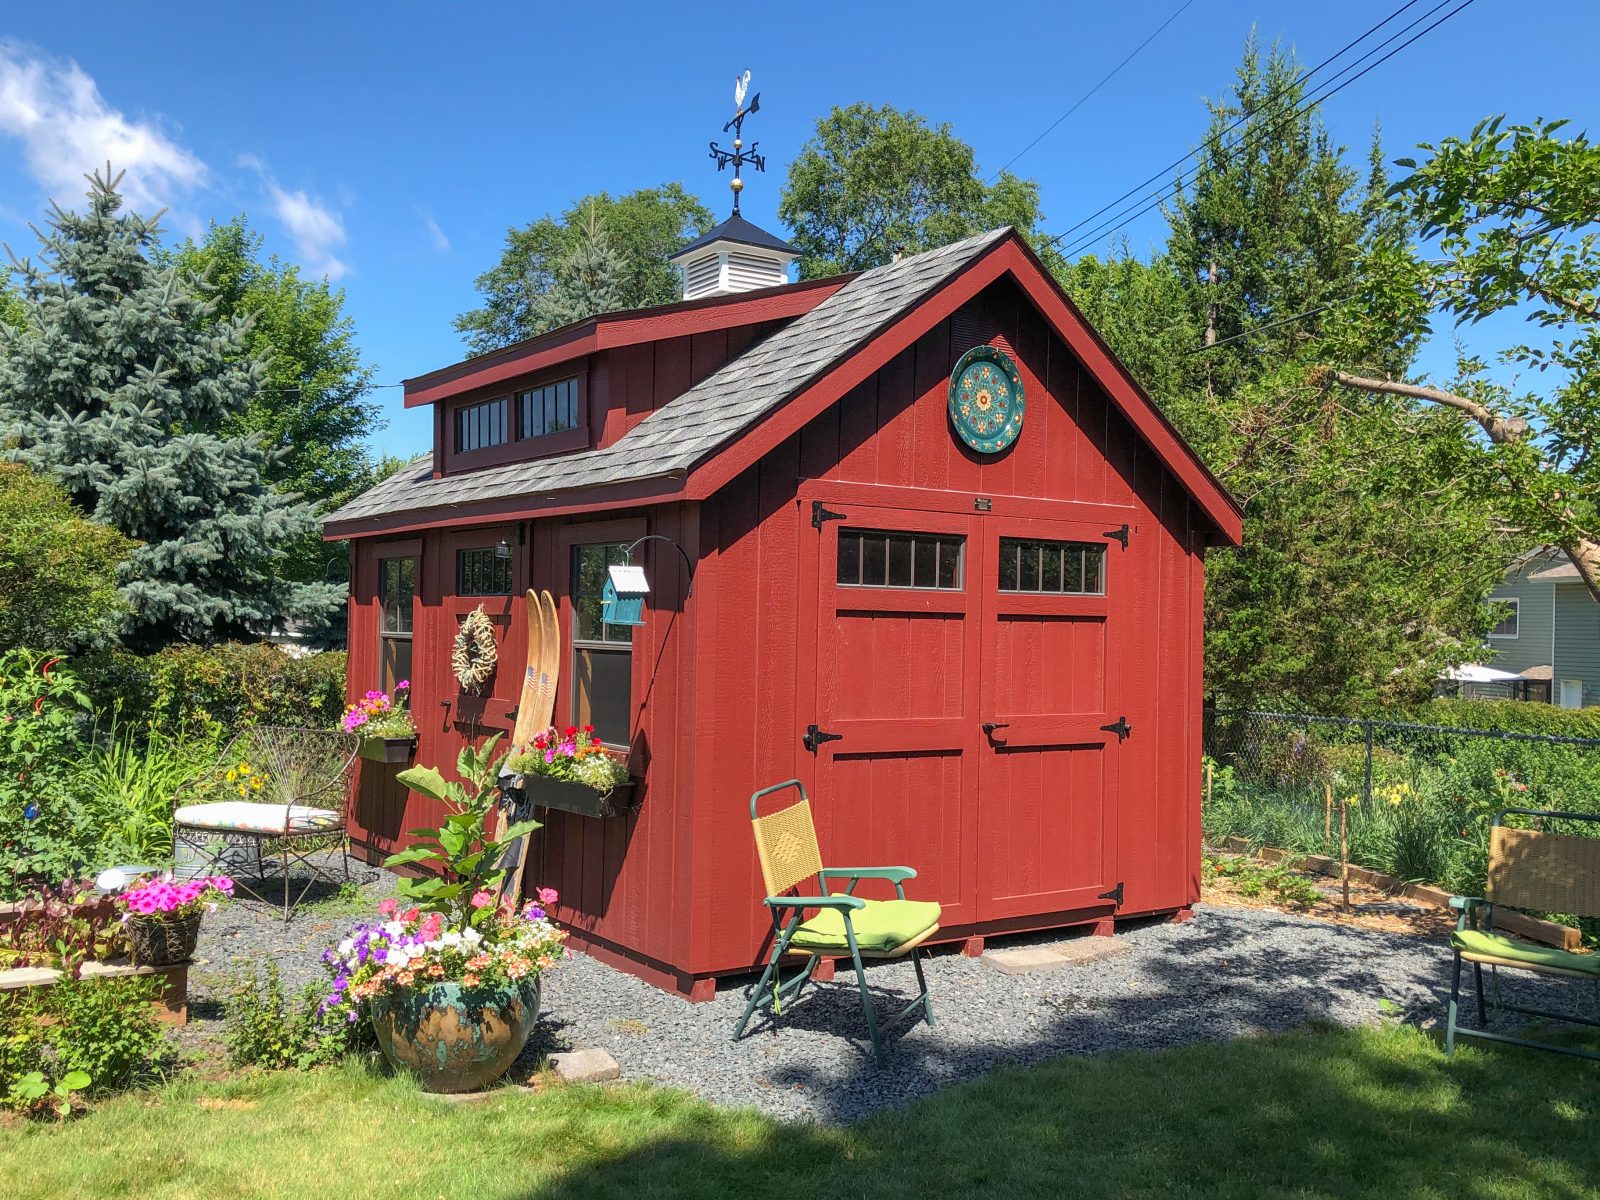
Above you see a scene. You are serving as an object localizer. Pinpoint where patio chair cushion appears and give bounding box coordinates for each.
[1452,929,1600,976]
[173,801,343,836]
[789,898,941,954]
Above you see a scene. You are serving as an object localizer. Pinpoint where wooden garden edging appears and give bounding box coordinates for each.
[1215,836,1582,951]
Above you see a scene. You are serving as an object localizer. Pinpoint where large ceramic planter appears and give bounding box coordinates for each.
[358,735,417,764]
[370,977,541,1093]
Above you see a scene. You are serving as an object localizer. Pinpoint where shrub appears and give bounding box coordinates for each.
[1391,698,1600,740]
[0,976,164,1108]
[75,721,219,864]
[222,962,370,1070]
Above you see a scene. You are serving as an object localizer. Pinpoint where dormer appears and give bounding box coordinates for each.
[668,215,800,301]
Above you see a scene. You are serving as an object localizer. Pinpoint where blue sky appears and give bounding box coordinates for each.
[0,1,1592,458]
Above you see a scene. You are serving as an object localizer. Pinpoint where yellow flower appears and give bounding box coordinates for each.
[251,776,264,791]
[225,769,238,783]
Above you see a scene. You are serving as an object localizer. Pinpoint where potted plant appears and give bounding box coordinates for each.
[114,873,233,967]
[342,681,417,763]
[321,734,565,1093]
[504,725,633,818]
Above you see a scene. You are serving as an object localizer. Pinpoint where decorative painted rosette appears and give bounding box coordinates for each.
[948,345,1025,453]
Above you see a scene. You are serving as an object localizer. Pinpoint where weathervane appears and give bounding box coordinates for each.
[708,69,766,217]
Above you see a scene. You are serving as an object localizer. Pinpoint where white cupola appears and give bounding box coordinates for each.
[669,216,800,301]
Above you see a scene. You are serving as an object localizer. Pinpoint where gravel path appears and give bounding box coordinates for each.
[182,864,1586,1124]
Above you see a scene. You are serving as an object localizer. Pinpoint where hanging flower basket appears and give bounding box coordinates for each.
[125,913,203,967]
[358,735,417,764]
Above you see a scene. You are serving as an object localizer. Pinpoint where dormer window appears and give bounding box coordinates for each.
[519,378,579,440]
[456,396,509,452]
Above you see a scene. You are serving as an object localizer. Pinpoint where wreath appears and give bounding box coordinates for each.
[452,605,498,694]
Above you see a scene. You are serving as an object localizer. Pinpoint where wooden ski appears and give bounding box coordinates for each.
[494,590,543,879]
[506,590,558,907]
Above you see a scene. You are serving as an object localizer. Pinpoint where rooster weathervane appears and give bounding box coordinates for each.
[708,69,766,217]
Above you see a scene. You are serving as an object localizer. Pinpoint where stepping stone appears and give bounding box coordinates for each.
[982,938,1131,975]
[548,1047,621,1083]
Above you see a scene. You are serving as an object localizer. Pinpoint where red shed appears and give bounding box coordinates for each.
[325,225,1243,1000]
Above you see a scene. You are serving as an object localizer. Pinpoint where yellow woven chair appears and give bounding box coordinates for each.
[1447,808,1600,1060]
[733,779,938,1066]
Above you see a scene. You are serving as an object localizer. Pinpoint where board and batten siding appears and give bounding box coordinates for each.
[1485,577,1555,677]
[1553,582,1600,706]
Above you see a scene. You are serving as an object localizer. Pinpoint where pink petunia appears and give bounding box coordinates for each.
[536,887,559,906]
[470,890,494,909]
[378,898,397,917]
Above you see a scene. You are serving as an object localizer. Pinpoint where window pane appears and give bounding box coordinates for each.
[887,535,912,587]
[1083,546,1102,594]
[837,533,861,585]
[573,647,631,747]
[380,635,412,696]
[380,558,414,633]
[456,397,510,452]
[861,535,887,586]
[937,539,962,589]
[998,538,1106,594]
[1019,543,1040,591]
[458,547,511,595]
[913,537,937,588]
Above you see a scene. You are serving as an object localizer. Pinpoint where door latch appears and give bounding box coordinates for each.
[981,722,1010,736]
[1099,716,1131,741]
[803,724,844,753]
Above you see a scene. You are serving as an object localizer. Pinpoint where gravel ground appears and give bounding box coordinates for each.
[182,861,1587,1124]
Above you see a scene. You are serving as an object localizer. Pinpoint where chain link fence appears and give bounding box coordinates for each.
[1201,708,1600,917]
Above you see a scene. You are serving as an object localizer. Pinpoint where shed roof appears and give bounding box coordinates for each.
[328,229,1008,528]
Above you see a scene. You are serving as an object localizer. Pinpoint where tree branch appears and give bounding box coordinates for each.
[1326,370,1528,444]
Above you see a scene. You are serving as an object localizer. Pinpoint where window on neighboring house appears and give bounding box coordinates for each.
[1489,598,1519,638]
[836,529,965,590]
[998,538,1106,595]
[455,396,510,453]
[571,542,633,747]
[457,547,512,595]
[518,378,579,440]
[378,556,415,694]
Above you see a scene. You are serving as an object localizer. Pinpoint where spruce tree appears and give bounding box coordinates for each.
[0,169,341,650]
[525,202,629,335]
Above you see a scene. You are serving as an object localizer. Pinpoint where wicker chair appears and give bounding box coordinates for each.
[171,727,359,922]
[1446,807,1600,1061]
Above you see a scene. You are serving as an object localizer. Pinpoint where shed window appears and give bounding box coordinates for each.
[572,543,633,747]
[455,396,510,452]
[457,547,512,596]
[998,538,1105,594]
[378,556,415,694]
[837,530,964,590]
[519,378,579,439]
[1489,598,1519,639]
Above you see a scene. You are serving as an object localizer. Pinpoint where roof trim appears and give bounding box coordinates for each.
[404,274,849,408]
[679,234,1244,544]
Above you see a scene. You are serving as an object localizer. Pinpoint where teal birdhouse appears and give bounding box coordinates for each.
[601,563,649,627]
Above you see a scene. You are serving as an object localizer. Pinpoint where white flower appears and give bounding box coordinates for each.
[383,921,405,938]
[441,931,462,948]
[462,927,483,946]
[338,938,354,957]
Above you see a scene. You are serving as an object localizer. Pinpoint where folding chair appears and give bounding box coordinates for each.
[732,778,939,1066]
[1446,808,1600,1061]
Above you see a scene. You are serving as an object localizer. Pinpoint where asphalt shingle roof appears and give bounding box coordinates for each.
[326,227,1009,528]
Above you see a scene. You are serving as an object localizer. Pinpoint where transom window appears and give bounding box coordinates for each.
[457,547,512,596]
[837,529,964,590]
[571,543,633,747]
[998,538,1105,594]
[378,556,415,694]
[519,378,579,440]
[1489,598,1519,639]
[455,396,509,453]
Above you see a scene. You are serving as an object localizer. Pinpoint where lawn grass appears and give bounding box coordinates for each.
[3,1024,1598,1199]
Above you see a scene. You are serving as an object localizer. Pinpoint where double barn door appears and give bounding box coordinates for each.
[802,497,1132,927]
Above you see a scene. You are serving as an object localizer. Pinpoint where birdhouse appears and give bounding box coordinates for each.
[601,563,649,627]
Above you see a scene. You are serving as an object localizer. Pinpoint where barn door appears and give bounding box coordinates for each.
[975,516,1124,921]
[803,502,981,926]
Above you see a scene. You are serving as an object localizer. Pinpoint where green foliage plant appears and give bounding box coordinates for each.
[5,1069,90,1118]
[387,734,540,927]
[0,976,161,1113]
[222,961,368,1070]
[77,718,218,864]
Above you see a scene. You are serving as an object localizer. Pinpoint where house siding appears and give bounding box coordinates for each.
[1553,582,1600,706]
[1485,577,1555,677]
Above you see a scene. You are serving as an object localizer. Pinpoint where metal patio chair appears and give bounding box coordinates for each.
[733,778,939,1066]
[171,726,359,922]
[1446,807,1600,1061]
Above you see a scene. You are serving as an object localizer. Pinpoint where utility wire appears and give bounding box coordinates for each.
[985,0,1201,183]
[1050,0,1479,261]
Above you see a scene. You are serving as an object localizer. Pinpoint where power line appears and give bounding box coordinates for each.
[985,0,1200,183]
[1050,0,1479,261]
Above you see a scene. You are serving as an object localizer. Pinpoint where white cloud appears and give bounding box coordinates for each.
[0,39,207,213]
[242,154,349,280]
[423,212,450,253]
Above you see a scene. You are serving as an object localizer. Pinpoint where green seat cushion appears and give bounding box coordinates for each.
[1452,929,1600,976]
[790,898,941,953]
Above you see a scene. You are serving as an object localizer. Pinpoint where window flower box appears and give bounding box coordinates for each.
[358,735,417,764]
[513,773,634,819]
[502,726,634,818]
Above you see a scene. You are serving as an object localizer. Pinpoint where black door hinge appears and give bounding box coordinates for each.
[803,724,844,753]
[811,501,847,530]
[1099,716,1132,741]
[1098,882,1124,908]
[1102,523,1130,549]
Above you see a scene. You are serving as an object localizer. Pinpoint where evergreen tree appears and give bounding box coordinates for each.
[524,203,629,335]
[0,169,342,650]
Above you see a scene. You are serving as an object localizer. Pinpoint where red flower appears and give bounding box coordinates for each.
[583,724,594,734]
[564,726,578,737]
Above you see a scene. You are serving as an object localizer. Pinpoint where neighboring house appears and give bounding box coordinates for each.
[1475,550,1600,708]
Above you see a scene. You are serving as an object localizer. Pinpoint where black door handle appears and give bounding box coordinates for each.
[982,722,1010,736]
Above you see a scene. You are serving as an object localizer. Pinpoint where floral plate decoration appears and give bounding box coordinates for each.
[948,344,1025,454]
